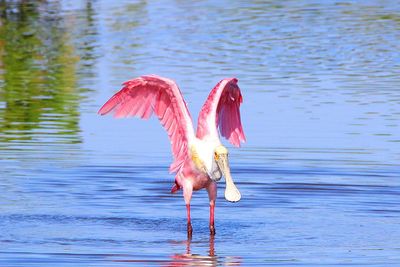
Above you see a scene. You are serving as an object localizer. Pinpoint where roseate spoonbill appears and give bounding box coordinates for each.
[98,75,245,235]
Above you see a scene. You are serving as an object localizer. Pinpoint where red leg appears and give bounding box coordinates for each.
[209,234,215,256]
[183,182,193,237]
[209,203,215,235]
[186,204,193,236]
[207,182,217,235]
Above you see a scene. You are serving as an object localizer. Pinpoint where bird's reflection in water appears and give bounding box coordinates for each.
[165,235,241,267]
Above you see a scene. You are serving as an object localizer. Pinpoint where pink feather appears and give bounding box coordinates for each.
[196,78,246,147]
[98,75,195,172]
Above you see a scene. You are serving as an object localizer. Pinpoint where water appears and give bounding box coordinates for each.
[1,0,399,265]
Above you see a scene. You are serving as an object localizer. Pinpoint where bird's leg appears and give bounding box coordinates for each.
[209,203,215,235]
[207,181,217,235]
[209,233,215,257]
[183,182,193,237]
[186,204,192,236]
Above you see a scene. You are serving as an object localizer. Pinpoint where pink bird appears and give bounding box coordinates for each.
[98,75,245,236]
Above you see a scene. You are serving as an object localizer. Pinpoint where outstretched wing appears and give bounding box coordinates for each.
[196,78,245,147]
[98,75,195,173]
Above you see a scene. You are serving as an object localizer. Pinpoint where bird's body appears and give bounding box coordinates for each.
[98,75,245,236]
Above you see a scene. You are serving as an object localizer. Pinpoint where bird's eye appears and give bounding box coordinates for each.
[214,152,219,161]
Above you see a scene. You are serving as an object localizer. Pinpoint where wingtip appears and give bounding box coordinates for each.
[226,77,238,84]
[97,107,106,116]
[98,103,112,116]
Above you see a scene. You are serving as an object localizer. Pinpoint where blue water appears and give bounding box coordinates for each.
[1,0,399,266]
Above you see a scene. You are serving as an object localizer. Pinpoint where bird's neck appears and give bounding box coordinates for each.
[190,145,207,173]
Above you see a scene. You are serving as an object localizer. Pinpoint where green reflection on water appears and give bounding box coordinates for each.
[0,1,80,143]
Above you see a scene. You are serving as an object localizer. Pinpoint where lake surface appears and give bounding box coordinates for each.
[1,0,399,266]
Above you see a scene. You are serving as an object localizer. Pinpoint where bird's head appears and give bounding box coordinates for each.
[214,145,228,161]
[212,145,228,181]
[214,145,241,202]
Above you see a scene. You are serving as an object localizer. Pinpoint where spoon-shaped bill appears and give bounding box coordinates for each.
[216,153,241,202]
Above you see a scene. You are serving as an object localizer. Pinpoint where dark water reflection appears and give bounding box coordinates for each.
[1,0,400,266]
[0,1,80,144]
